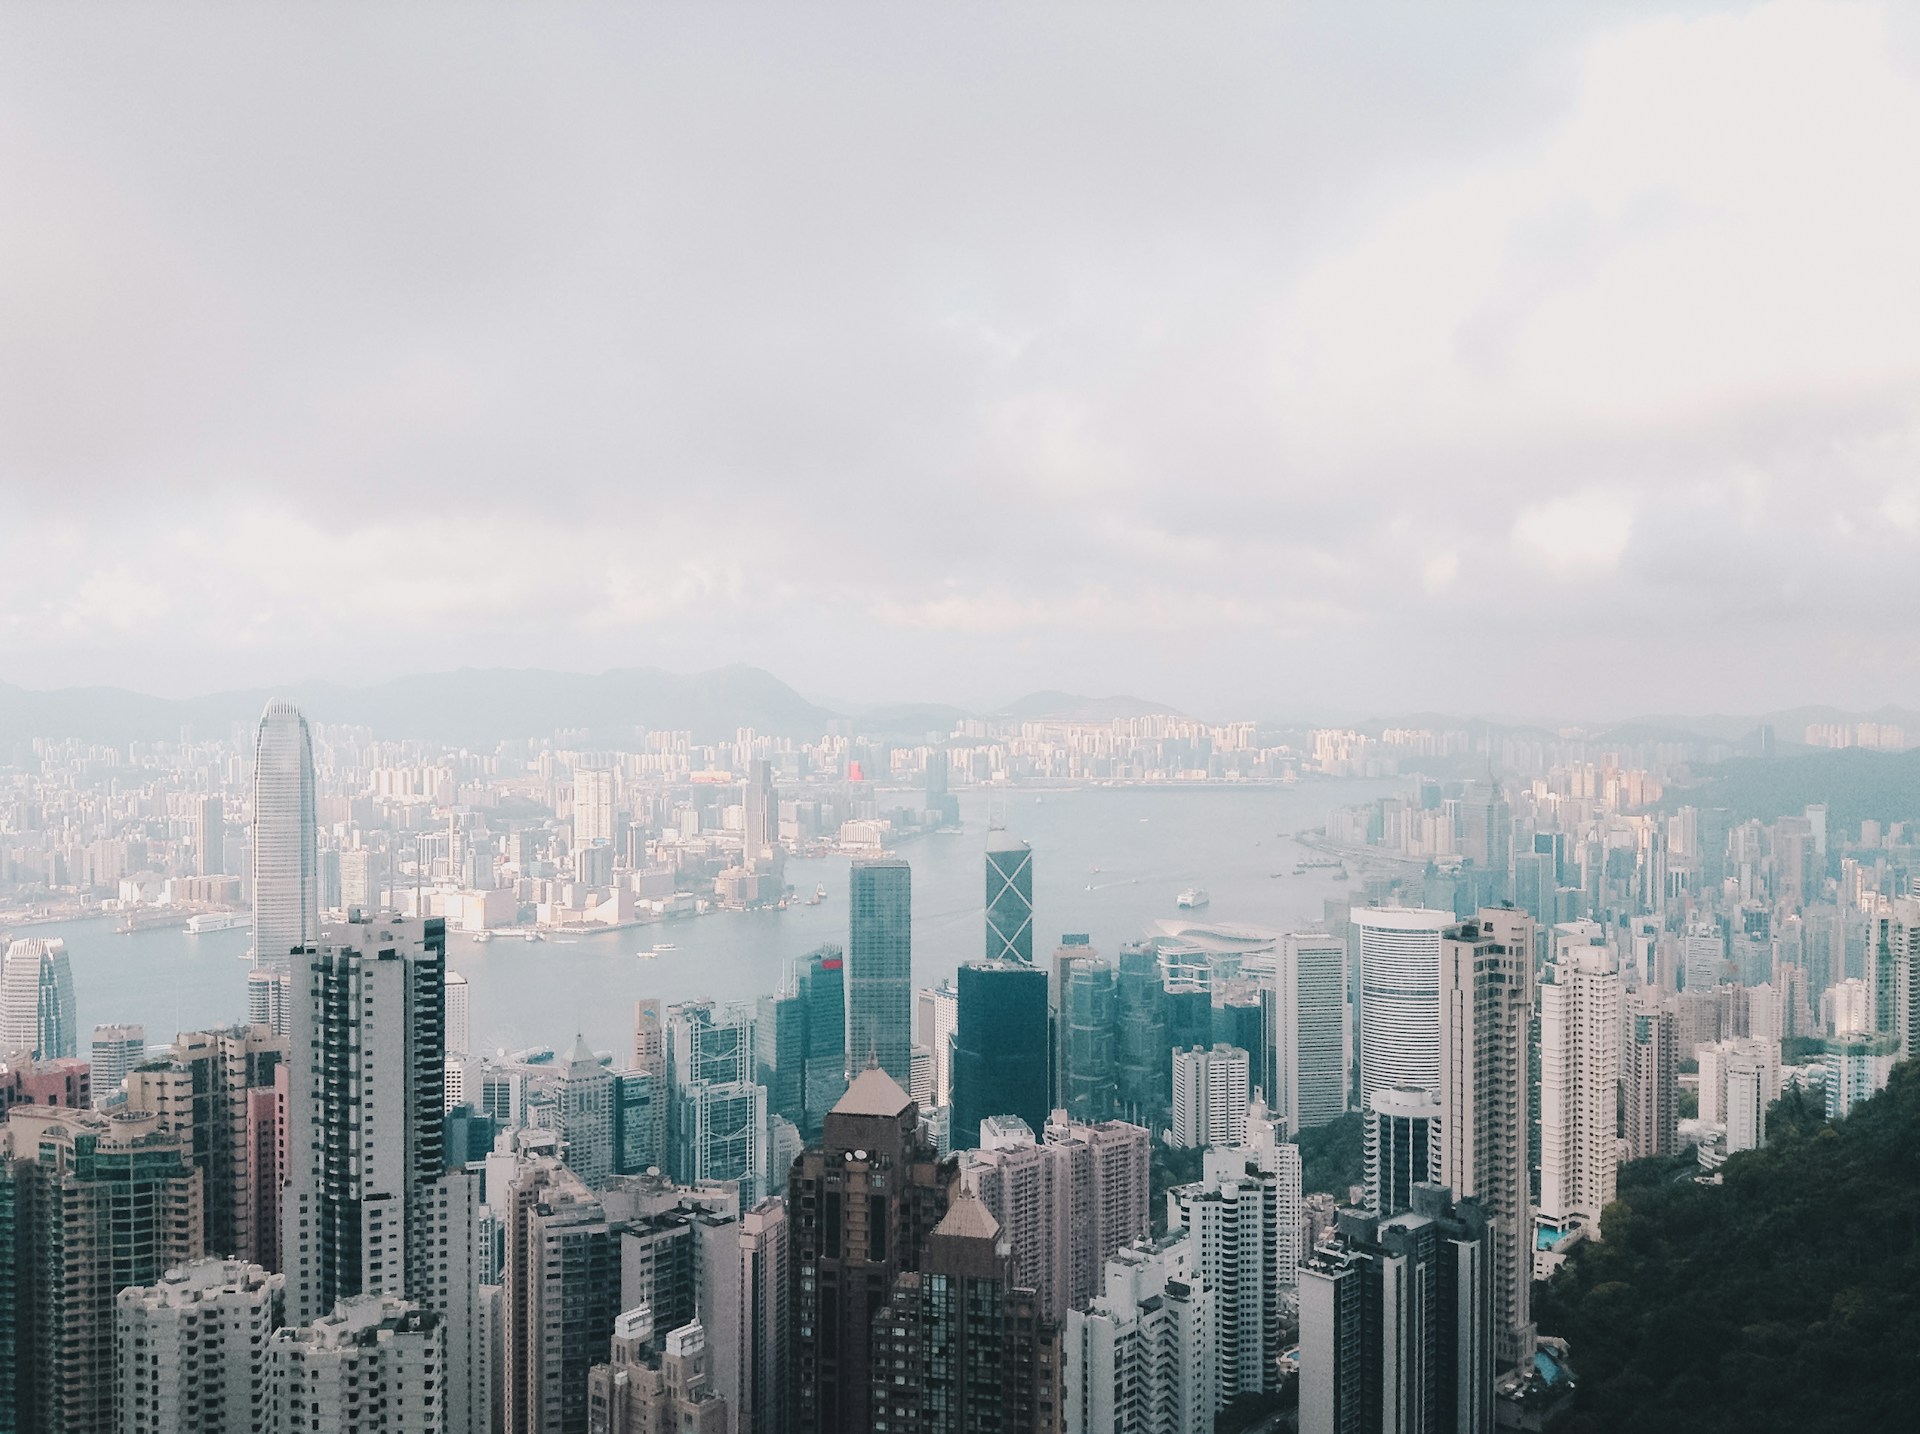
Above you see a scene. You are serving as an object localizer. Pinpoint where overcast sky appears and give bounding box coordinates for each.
[5,1,1920,719]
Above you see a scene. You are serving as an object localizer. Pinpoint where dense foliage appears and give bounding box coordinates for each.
[1668,747,1920,830]
[1537,1062,1920,1433]
[1297,1112,1364,1197]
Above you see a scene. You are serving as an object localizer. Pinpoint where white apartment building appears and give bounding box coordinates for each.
[1266,930,1349,1134]
[263,1295,446,1434]
[1537,926,1621,1240]
[1063,1235,1217,1434]
[116,1259,286,1434]
[1170,1043,1250,1149]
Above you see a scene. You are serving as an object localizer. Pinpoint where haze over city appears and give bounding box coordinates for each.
[6,5,1920,1434]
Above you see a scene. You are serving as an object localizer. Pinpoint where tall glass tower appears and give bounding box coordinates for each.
[985,831,1034,964]
[847,859,912,1088]
[252,700,318,966]
[0,937,76,1059]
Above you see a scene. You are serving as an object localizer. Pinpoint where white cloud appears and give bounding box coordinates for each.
[1510,489,1636,579]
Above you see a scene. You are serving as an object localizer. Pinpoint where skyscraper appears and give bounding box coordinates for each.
[1354,908,1453,1112]
[193,794,225,877]
[1061,957,1117,1121]
[504,1157,620,1434]
[951,960,1050,1150]
[115,1258,285,1434]
[914,979,959,1110]
[1365,1085,1441,1218]
[573,767,616,849]
[847,859,912,1087]
[1064,1235,1217,1434]
[1169,1043,1251,1150]
[1437,908,1536,1369]
[632,999,670,1166]
[1537,925,1621,1245]
[1,936,76,1060]
[790,1065,958,1434]
[557,1034,616,1189]
[586,1310,732,1434]
[1624,992,1678,1159]
[743,757,777,872]
[666,1001,768,1204]
[800,945,848,1126]
[985,830,1034,965]
[264,1295,446,1434]
[251,701,318,968]
[1268,930,1349,1133]
[89,1021,145,1106]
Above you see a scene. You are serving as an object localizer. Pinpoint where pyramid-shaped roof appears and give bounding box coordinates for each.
[932,1186,1001,1242]
[566,1033,597,1066]
[832,1064,913,1118]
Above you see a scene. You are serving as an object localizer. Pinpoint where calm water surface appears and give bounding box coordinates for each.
[23,781,1395,1059]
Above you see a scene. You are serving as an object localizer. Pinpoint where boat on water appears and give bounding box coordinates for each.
[471,930,493,943]
[523,930,544,942]
[1176,887,1210,910]
[652,942,678,953]
[186,912,247,934]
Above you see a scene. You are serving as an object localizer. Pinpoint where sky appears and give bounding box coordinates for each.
[5,1,1920,720]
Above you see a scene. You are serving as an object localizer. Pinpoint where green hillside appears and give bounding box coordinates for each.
[1537,1068,1920,1432]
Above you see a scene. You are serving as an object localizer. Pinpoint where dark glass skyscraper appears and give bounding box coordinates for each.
[847,859,912,1089]
[800,944,847,1129]
[950,961,1050,1150]
[985,831,1034,965]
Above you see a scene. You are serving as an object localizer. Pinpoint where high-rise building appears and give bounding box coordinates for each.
[245,965,292,1036]
[1537,926,1621,1243]
[115,1258,285,1434]
[263,1295,444,1434]
[1683,919,1724,993]
[279,914,481,1433]
[725,1198,792,1434]
[1169,1043,1251,1149]
[1624,992,1678,1160]
[1825,1035,1896,1117]
[1,1106,204,1434]
[800,946,848,1127]
[1354,908,1453,1112]
[962,1113,1151,1322]
[868,1187,1063,1434]
[446,970,472,1057]
[504,1157,620,1434]
[558,1034,616,1189]
[1366,1084,1441,1218]
[914,979,959,1111]
[89,1021,145,1106]
[1297,1185,1494,1434]
[790,1065,959,1434]
[758,982,809,1132]
[340,847,380,915]
[847,859,913,1088]
[1060,956,1116,1121]
[194,794,225,877]
[125,1024,287,1266]
[1113,943,1171,1130]
[1437,908,1536,1369]
[986,831,1035,965]
[632,1000,670,1167]
[1063,1235,1216,1434]
[574,767,616,849]
[951,961,1051,1150]
[251,701,319,968]
[586,1310,731,1434]
[743,758,778,872]
[1,936,76,1060]
[1268,931,1350,1133]
[610,1069,658,1176]
[667,1001,768,1204]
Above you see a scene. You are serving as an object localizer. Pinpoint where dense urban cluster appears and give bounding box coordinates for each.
[2,701,1917,1434]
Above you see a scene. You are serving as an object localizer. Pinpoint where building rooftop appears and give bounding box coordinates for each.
[932,1186,1001,1243]
[833,1064,913,1118]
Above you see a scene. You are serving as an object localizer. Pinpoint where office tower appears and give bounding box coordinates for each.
[115,1258,285,1434]
[1,1106,203,1434]
[1214,993,1264,1081]
[986,830,1035,965]
[790,1065,959,1434]
[908,1042,934,1107]
[1624,993,1678,1159]
[574,767,616,848]
[446,970,472,1057]
[504,1157,620,1434]
[1298,1186,1494,1434]
[800,946,848,1127]
[1537,929,1621,1242]
[125,1024,287,1265]
[868,1188,1063,1434]
[632,1000,670,1164]
[1169,1043,1251,1149]
[1163,983,1211,1058]
[340,847,379,914]
[1437,909,1535,1368]
[611,1069,659,1176]
[1366,1085,1441,1217]
[587,1310,731,1434]
[721,1198,790,1434]
[279,913,481,1434]
[1047,936,1092,1110]
[667,1001,768,1204]
[0,1155,13,1434]
[245,965,292,1036]
[1064,1235,1217,1434]
[1825,1035,1896,1117]
[1,936,76,1059]
[951,961,1050,1150]
[558,1035,617,1189]
[914,979,959,1110]
[251,701,318,967]
[1167,1137,1297,1404]
[963,1113,1151,1321]
[744,757,777,871]
[758,981,809,1131]
[1113,942,1171,1129]
[1268,931,1350,1133]
[194,794,225,876]
[263,1295,444,1434]
[1061,957,1117,1121]
[847,859,913,1087]
[89,1021,145,1105]
[1683,920,1723,992]
[1354,908,1452,1111]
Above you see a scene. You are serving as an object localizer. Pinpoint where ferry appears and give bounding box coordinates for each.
[186,912,247,934]
[652,942,678,954]
[1176,887,1210,910]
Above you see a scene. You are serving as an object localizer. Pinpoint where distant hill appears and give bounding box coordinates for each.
[0,665,840,746]
[1662,748,1920,830]
[1537,1065,1920,1433]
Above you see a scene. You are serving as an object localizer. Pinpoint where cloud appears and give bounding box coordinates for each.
[1511,490,1637,579]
